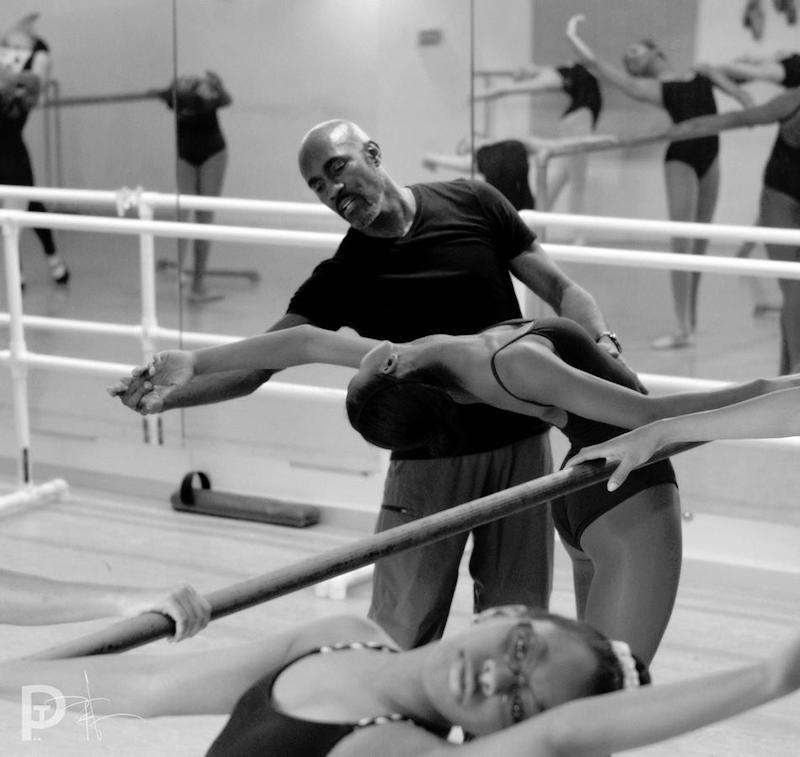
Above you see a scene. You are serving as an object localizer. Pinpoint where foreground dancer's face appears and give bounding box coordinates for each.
[299,124,385,230]
[423,614,597,735]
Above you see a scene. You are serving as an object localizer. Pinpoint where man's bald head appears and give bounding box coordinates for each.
[298,119,374,172]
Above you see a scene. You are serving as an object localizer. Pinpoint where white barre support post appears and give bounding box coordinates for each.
[0,479,69,513]
[137,200,161,446]
[1,219,69,509]
[314,565,375,600]
[2,219,32,485]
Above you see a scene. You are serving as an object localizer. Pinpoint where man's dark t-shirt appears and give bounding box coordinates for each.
[288,179,549,457]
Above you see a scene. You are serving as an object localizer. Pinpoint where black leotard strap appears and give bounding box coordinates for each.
[489,323,554,410]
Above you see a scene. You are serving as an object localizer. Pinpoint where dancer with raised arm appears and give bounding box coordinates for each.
[566,14,752,349]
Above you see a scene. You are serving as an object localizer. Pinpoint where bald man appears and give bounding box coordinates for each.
[116,120,623,648]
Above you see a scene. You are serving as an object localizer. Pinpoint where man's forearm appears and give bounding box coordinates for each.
[557,284,608,338]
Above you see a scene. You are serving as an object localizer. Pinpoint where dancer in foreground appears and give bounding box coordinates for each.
[1,605,799,756]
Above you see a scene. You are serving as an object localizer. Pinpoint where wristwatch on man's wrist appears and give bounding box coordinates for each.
[596,330,622,353]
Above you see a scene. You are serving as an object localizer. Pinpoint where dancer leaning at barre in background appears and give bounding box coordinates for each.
[473,60,602,222]
[110,321,798,664]
[422,132,613,214]
[3,604,800,756]
[570,384,800,492]
[648,86,800,375]
[566,15,752,350]
[0,567,210,640]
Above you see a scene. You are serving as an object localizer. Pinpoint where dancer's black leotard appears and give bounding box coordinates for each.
[0,37,46,186]
[489,318,677,550]
[661,73,719,179]
[780,54,800,88]
[476,140,535,210]
[161,90,227,167]
[206,641,449,756]
[763,99,800,203]
[557,63,603,126]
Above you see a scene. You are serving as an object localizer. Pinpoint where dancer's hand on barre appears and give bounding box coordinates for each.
[566,14,595,63]
[566,424,664,491]
[115,584,211,642]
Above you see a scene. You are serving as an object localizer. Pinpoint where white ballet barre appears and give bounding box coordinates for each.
[0,184,340,219]
[523,209,800,249]
[545,243,800,279]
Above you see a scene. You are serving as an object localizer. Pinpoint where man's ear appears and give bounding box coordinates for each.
[365,140,382,166]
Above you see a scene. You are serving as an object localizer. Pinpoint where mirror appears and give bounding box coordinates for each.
[0,1,178,454]
[169,0,475,467]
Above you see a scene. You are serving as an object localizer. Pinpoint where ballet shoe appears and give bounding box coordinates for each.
[48,257,70,285]
[651,332,695,350]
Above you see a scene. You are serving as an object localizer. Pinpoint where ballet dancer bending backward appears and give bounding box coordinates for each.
[3,603,800,756]
[115,320,797,665]
[566,14,752,350]
[113,118,626,652]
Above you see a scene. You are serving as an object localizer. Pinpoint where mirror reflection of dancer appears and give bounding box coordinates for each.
[110,320,796,664]
[713,49,800,316]
[567,15,752,350]
[0,14,69,287]
[474,61,602,223]
[154,71,232,303]
[635,87,800,375]
[2,604,800,756]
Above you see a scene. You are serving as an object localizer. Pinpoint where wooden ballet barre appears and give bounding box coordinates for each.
[25,441,701,660]
[473,69,522,78]
[41,90,160,108]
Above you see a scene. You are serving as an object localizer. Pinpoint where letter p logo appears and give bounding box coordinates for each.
[21,685,66,741]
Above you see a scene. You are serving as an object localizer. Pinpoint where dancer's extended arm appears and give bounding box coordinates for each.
[565,15,661,105]
[0,569,210,640]
[568,385,800,490]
